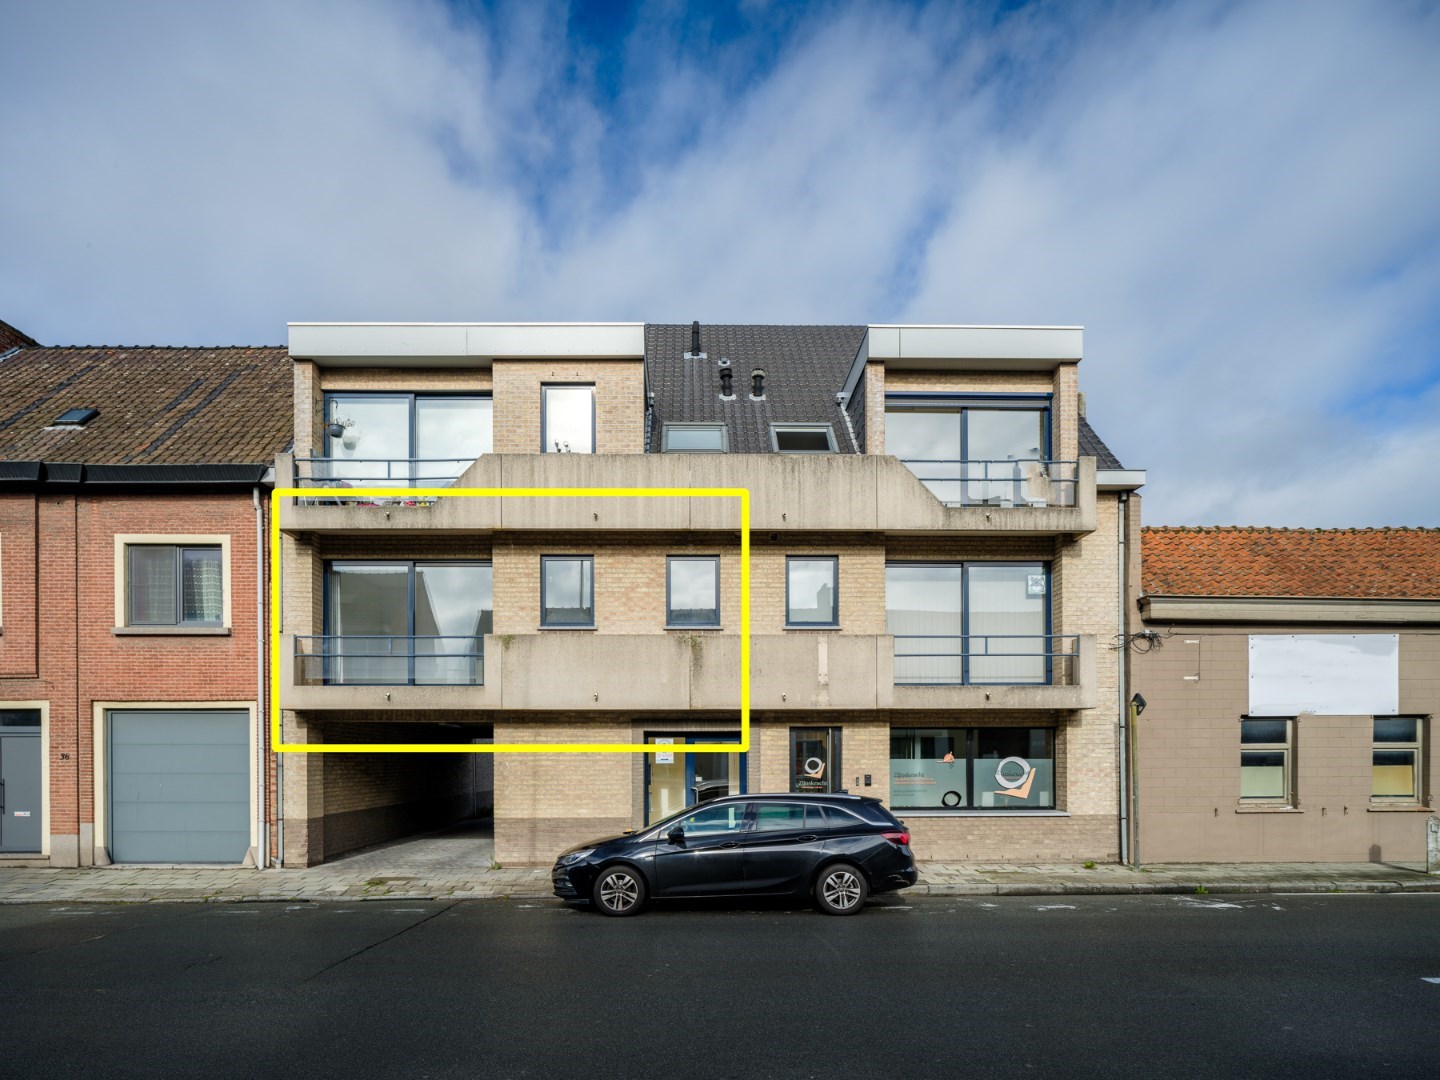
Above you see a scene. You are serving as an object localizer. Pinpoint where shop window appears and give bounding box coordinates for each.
[541,556,594,627]
[786,556,838,627]
[889,727,1055,810]
[543,385,595,453]
[667,556,720,627]
[126,544,223,627]
[1372,717,1423,802]
[1240,718,1293,802]
[790,728,843,793]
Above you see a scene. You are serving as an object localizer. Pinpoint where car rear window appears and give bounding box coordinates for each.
[753,803,807,831]
[815,805,865,830]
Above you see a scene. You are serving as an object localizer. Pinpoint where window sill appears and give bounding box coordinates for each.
[1366,804,1431,812]
[112,626,231,637]
[784,625,841,631]
[1235,805,1302,814]
[896,809,1069,817]
[666,625,724,632]
[536,625,597,632]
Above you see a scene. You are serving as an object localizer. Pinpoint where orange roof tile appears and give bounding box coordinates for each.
[1141,527,1440,600]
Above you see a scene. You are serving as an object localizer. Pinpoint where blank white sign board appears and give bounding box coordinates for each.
[1248,634,1399,716]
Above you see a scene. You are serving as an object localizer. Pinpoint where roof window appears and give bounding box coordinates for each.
[52,407,99,427]
[771,423,837,454]
[663,423,728,453]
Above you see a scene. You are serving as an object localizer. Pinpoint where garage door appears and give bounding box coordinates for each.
[109,710,248,864]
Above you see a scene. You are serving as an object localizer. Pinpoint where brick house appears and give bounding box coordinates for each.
[0,332,290,866]
[1131,527,1439,863]
[275,321,1143,866]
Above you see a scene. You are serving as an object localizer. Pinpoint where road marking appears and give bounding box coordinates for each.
[1422,977,1440,984]
[1034,904,1077,911]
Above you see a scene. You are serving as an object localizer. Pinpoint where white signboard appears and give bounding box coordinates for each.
[1248,634,1399,716]
[653,737,674,765]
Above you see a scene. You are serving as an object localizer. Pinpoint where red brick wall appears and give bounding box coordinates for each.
[0,491,269,865]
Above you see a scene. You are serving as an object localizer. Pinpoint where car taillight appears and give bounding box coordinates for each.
[882,829,910,847]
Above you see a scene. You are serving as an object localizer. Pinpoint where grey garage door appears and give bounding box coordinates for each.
[109,710,248,864]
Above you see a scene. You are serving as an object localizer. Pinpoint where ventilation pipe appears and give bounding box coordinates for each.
[750,370,765,399]
[690,321,701,356]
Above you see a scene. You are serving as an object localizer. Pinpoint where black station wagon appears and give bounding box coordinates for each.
[551,793,917,916]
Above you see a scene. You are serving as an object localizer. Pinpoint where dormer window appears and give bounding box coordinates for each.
[770,424,836,453]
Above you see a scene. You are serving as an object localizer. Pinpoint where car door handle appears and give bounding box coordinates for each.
[719,841,738,849]
[798,834,818,842]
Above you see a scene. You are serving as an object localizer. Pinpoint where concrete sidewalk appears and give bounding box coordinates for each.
[1,859,1435,905]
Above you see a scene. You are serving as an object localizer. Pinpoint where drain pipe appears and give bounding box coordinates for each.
[254,486,268,869]
[1116,491,1130,865]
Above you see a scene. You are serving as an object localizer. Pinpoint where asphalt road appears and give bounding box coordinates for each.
[3,893,1438,1080]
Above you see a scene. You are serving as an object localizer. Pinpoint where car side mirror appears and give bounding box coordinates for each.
[667,827,685,844]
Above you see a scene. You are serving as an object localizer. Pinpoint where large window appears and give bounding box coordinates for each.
[1372,717,1423,802]
[890,727,1055,810]
[543,385,595,453]
[127,545,223,627]
[541,556,594,627]
[885,395,1053,506]
[324,562,491,684]
[786,557,838,627]
[323,393,492,486]
[667,556,720,627]
[887,562,1048,684]
[1240,718,1292,802]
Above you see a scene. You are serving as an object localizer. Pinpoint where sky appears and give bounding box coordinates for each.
[2,0,1438,527]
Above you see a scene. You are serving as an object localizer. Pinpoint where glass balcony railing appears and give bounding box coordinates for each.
[291,458,480,504]
[891,634,1080,686]
[294,635,484,686]
[895,459,1078,508]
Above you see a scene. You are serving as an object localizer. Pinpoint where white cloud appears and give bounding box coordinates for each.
[1,0,1436,525]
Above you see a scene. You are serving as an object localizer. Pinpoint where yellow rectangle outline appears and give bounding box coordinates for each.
[270,487,751,754]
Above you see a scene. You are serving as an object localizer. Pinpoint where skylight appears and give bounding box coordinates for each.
[53,407,99,427]
[770,424,836,453]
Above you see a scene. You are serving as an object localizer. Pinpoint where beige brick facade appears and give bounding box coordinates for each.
[275,328,1127,870]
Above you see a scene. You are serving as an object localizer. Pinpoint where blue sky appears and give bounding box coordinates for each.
[2,0,1438,526]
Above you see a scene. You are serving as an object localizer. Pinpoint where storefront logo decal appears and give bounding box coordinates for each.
[994,755,1035,800]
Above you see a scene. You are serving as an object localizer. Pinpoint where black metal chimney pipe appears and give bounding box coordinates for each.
[690,321,701,355]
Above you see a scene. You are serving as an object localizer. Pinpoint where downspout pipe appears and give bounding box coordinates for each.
[254,486,268,869]
[1117,491,1130,865]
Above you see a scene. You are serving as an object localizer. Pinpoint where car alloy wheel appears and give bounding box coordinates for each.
[594,866,645,916]
[816,863,868,915]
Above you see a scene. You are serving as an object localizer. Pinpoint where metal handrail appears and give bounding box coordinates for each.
[293,634,484,686]
[896,458,1078,508]
[891,633,1079,686]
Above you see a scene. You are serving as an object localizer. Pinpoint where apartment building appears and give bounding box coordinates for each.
[1131,527,1439,863]
[0,333,289,866]
[275,321,1143,867]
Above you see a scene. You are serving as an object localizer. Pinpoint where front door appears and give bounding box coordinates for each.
[0,721,42,853]
[652,801,750,896]
[645,733,745,824]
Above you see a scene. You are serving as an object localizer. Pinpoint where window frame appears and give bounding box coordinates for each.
[1371,715,1424,804]
[661,422,728,453]
[1239,716,1294,805]
[322,391,494,479]
[785,555,840,628]
[789,727,843,794]
[883,393,1054,460]
[114,535,231,632]
[541,383,596,454]
[540,555,596,628]
[770,423,837,454]
[666,555,721,628]
[888,725,1057,812]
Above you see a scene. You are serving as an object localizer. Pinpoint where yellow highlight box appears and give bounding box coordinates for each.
[269,487,751,754]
